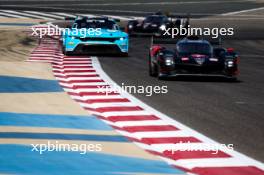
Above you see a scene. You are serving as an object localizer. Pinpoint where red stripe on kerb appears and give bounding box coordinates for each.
[113,125,179,132]
[192,166,264,175]
[54,70,96,73]
[53,66,93,69]
[59,79,103,83]
[55,75,99,78]
[33,48,56,50]
[106,115,160,122]
[85,106,143,113]
[63,59,91,61]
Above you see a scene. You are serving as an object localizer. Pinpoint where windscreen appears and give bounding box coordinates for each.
[177,43,212,55]
[73,19,117,30]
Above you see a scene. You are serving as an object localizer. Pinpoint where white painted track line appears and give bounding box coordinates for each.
[222,7,264,16]
[52,12,76,18]
[24,11,64,19]
[0,11,25,18]
[0,10,54,20]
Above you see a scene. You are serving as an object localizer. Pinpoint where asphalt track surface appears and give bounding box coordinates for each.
[99,18,264,162]
[0,0,264,17]
[1,0,264,163]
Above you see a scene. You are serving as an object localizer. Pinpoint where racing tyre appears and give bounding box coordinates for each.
[156,64,168,80]
[65,51,74,56]
[62,46,66,55]
[148,54,157,77]
[157,65,163,80]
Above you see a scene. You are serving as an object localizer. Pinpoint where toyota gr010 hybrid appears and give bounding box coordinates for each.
[62,16,129,56]
[126,12,189,36]
[149,36,239,80]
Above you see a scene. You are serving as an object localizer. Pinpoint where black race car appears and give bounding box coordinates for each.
[126,12,189,36]
[149,36,239,80]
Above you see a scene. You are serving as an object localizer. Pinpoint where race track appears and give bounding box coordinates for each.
[0,0,264,174]
[98,17,264,162]
[99,34,264,162]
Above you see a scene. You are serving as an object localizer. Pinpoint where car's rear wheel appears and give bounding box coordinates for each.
[149,54,157,77]
[224,70,238,82]
[157,65,164,80]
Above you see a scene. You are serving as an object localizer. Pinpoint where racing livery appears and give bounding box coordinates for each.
[149,36,239,80]
[62,16,129,56]
[126,12,189,36]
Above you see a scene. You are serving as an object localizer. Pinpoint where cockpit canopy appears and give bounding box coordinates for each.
[177,41,213,55]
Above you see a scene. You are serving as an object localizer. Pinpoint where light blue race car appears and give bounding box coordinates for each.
[62,17,129,56]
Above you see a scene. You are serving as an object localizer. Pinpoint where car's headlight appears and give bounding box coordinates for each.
[128,24,133,29]
[159,24,166,31]
[165,57,174,65]
[120,37,126,41]
[68,42,75,45]
[227,61,234,67]
[209,58,218,62]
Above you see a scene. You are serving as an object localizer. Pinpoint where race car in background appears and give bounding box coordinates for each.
[126,12,189,36]
[149,36,239,80]
[62,16,129,56]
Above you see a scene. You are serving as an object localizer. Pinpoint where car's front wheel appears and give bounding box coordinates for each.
[120,52,129,57]
[157,65,164,80]
[64,51,74,56]
[62,46,66,54]
[225,76,237,82]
